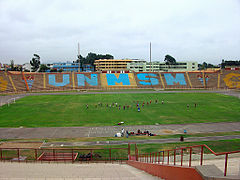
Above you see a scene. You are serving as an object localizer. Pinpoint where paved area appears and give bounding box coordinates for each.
[1,122,240,139]
[0,94,25,106]
[42,135,240,147]
[192,157,240,177]
[0,162,161,180]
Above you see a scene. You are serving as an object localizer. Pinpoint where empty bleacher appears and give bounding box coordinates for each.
[0,70,239,94]
[134,72,163,89]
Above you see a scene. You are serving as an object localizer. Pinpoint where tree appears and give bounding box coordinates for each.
[73,52,114,69]
[198,62,218,70]
[164,55,176,65]
[39,64,49,72]
[30,54,40,72]
[50,68,57,72]
[10,60,14,71]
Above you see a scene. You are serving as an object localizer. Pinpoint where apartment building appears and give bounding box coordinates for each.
[94,59,141,72]
[145,61,198,72]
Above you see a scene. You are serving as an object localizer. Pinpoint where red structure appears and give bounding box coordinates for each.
[129,144,240,178]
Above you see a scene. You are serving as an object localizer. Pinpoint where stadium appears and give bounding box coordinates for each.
[0,69,240,179]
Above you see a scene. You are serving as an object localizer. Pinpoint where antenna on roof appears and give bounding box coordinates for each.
[78,42,80,72]
[150,42,152,72]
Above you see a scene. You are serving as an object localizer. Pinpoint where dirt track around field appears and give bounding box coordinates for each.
[1,122,240,139]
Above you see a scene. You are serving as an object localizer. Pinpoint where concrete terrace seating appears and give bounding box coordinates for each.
[134,72,163,89]
[0,70,239,94]
[161,72,191,89]
[0,71,15,93]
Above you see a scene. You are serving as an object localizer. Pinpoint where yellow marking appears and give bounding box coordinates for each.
[217,73,221,88]
[186,72,192,88]
[22,72,29,91]
[5,72,16,92]
[223,73,240,89]
[0,76,8,91]
[43,73,46,88]
[202,72,206,88]
[159,73,165,89]
[72,72,75,89]
[100,73,137,89]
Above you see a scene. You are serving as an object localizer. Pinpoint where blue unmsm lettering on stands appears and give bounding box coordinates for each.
[137,73,159,85]
[164,73,186,85]
[77,74,98,86]
[106,74,130,85]
[48,74,70,87]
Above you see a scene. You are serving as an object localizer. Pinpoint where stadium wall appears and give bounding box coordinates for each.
[0,70,239,93]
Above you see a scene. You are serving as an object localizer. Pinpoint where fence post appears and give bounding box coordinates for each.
[135,143,138,161]
[181,149,183,166]
[167,150,169,165]
[128,144,130,160]
[174,150,176,165]
[35,149,38,161]
[72,149,74,163]
[162,151,165,164]
[189,147,192,167]
[17,149,20,162]
[200,145,204,166]
[53,149,56,162]
[224,153,228,176]
[109,148,111,162]
[158,152,161,164]
[152,153,154,163]
[136,148,138,161]
[154,152,156,163]
[90,150,93,161]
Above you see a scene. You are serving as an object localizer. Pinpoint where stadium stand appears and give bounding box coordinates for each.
[188,72,205,89]
[221,69,240,89]
[161,72,191,89]
[0,70,239,93]
[134,72,163,89]
[74,72,101,90]
[204,71,219,89]
[0,71,15,93]
[9,72,28,92]
[100,73,137,89]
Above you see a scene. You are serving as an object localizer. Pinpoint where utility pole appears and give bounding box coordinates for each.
[78,42,80,72]
[150,42,152,72]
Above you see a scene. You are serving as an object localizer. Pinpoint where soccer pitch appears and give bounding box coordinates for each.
[0,93,239,127]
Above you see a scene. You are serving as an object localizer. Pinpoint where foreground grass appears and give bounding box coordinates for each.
[0,93,239,127]
[1,139,239,160]
[91,139,240,154]
[47,139,240,155]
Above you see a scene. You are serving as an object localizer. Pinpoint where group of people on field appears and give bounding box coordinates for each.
[86,100,197,111]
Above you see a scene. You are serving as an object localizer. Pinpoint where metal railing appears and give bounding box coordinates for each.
[0,147,129,164]
[135,144,240,176]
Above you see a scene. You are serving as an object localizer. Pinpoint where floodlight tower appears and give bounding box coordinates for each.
[150,42,152,72]
[78,42,80,72]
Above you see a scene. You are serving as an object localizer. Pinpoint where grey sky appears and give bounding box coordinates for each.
[0,0,239,65]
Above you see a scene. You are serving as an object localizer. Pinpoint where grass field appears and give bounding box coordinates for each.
[0,93,239,127]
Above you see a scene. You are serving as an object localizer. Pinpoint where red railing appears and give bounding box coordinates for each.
[135,144,240,176]
[0,147,129,163]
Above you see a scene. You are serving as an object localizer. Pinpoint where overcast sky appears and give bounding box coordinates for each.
[0,0,239,65]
